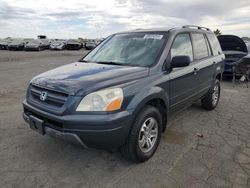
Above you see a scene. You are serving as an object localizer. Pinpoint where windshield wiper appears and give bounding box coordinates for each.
[95,61,125,66]
[78,59,90,62]
[79,60,132,66]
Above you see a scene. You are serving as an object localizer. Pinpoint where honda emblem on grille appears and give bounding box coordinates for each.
[40,91,48,101]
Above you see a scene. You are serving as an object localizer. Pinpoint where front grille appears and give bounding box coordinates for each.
[29,84,68,109]
[225,54,245,59]
[67,44,80,49]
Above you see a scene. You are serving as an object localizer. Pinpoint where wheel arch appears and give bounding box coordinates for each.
[128,86,169,132]
[216,72,222,81]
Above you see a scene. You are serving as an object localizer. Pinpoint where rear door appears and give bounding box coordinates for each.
[168,33,199,109]
[191,33,214,95]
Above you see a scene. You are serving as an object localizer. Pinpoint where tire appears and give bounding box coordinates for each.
[120,105,162,163]
[201,79,220,110]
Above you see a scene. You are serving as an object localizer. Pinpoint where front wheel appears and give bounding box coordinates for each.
[201,79,220,110]
[120,105,162,162]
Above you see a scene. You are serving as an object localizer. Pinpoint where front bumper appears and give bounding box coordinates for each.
[23,112,88,148]
[25,47,39,51]
[23,100,134,149]
[50,46,64,50]
[66,45,81,50]
[8,46,23,50]
[0,45,8,50]
[223,62,235,75]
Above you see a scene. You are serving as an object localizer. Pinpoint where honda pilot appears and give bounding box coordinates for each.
[23,25,224,162]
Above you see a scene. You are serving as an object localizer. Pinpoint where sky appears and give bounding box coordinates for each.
[0,0,250,39]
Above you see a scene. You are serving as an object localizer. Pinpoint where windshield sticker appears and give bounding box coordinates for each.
[144,34,163,40]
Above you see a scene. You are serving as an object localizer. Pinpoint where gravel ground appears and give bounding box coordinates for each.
[0,50,250,188]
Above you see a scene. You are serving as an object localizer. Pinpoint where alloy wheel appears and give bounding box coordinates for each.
[212,84,219,106]
[138,117,158,153]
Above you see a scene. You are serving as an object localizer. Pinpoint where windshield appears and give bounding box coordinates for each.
[28,40,40,45]
[82,32,167,67]
[0,38,12,44]
[10,40,23,44]
[52,41,63,45]
[68,39,79,43]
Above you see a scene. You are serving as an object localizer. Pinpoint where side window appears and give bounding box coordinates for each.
[192,33,209,60]
[207,33,223,55]
[170,33,193,61]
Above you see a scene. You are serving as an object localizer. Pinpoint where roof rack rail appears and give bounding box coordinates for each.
[182,25,211,31]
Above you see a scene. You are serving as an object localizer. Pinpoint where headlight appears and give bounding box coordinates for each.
[76,88,123,112]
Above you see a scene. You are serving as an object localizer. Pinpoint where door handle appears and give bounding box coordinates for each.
[193,68,199,75]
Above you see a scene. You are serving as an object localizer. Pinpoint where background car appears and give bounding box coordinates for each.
[38,35,47,39]
[23,38,34,45]
[24,40,43,51]
[39,39,51,50]
[85,42,96,50]
[246,42,250,53]
[218,35,248,76]
[50,40,66,50]
[0,38,12,50]
[66,39,82,50]
[96,38,105,45]
[8,39,25,51]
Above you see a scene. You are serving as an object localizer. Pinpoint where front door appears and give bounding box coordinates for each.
[168,33,199,110]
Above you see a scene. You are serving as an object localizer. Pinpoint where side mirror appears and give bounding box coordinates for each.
[171,56,191,68]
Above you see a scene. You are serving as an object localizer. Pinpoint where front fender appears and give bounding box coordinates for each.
[126,86,169,117]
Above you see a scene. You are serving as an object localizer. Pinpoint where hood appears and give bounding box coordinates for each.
[26,43,39,47]
[31,62,149,95]
[218,35,248,53]
[51,42,64,46]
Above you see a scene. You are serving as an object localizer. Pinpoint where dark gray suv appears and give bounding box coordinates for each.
[23,25,224,162]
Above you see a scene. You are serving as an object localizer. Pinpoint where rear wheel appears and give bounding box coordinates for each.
[121,105,162,162]
[201,79,220,110]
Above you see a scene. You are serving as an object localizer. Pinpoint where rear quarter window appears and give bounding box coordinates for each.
[207,33,222,55]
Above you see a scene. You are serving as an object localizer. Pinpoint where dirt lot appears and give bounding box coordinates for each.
[0,50,250,188]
